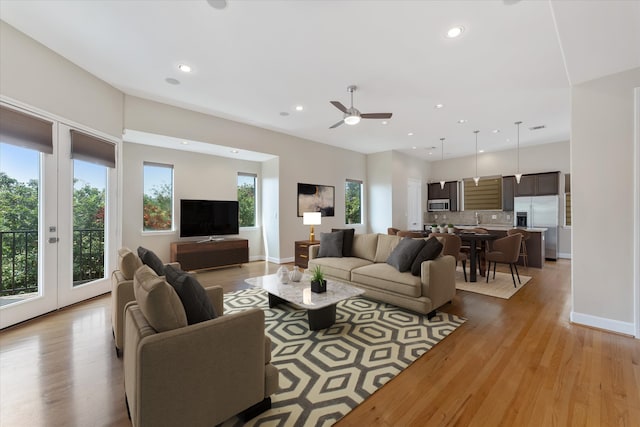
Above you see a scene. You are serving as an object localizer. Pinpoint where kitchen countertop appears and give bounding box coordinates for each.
[455,224,548,232]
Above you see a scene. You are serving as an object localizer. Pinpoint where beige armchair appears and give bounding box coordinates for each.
[111,247,180,357]
[124,266,279,427]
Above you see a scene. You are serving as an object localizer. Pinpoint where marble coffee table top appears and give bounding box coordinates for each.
[246,273,364,310]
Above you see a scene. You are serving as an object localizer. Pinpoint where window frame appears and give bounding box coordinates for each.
[142,162,174,233]
[345,179,363,225]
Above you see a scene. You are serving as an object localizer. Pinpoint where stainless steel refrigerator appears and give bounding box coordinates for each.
[513,195,560,260]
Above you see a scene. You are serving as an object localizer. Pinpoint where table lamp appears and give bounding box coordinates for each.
[303,212,322,242]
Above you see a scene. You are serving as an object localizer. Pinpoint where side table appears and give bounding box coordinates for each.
[294,240,320,269]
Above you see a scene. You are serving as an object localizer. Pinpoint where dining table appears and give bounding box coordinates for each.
[456,232,498,282]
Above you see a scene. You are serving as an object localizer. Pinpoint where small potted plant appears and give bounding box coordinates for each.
[440,223,447,233]
[447,224,455,234]
[431,224,438,234]
[310,265,327,293]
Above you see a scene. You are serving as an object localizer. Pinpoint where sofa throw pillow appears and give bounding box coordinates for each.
[118,247,142,280]
[164,264,217,324]
[410,237,444,276]
[331,228,355,257]
[317,231,344,258]
[386,237,426,272]
[137,246,165,276]
[133,265,187,332]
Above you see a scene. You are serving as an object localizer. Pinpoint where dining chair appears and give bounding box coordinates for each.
[432,233,467,281]
[507,228,530,267]
[485,233,523,287]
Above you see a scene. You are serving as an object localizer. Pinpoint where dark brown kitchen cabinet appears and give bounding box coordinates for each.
[514,172,559,197]
[502,176,515,211]
[428,181,458,211]
[428,182,448,200]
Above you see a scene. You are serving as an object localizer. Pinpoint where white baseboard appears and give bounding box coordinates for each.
[570,311,636,336]
[266,256,294,264]
[249,255,265,262]
[557,252,572,259]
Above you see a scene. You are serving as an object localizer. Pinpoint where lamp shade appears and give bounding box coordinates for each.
[303,212,322,225]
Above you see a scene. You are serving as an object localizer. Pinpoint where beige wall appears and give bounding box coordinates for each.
[367,151,393,234]
[571,67,640,335]
[391,151,430,231]
[0,21,122,137]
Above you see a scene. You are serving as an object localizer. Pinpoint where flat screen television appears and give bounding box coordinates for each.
[180,199,239,239]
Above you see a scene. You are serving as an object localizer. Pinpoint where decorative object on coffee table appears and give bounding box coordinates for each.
[288,266,303,282]
[310,265,326,293]
[276,266,289,284]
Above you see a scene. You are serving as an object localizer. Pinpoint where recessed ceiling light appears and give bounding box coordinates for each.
[165,77,180,85]
[180,141,189,145]
[492,129,500,133]
[381,121,388,125]
[295,105,304,111]
[506,138,511,142]
[412,146,417,150]
[446,26,464,39]
[435,104,445,109]
[230,149,239,154]
[428,152,433,155]
[178,64,192,73]
[479,149,485,153]
[280,112,290,116]
[408,132,414,136]
[457,119,467,124]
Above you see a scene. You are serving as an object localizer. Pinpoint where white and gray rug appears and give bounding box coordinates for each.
[221,288,465,427]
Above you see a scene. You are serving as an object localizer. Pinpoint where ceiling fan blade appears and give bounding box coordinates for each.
[330,101,348,113]
[329,120,345,129]
[361,113,393,119]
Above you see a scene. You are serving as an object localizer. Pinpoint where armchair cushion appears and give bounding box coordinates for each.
[386,237,426,272]
[164,265,217,324]
[411,237,443,276]
[137,246,165,276]
[118,247,143,280]
[134,265,187,332]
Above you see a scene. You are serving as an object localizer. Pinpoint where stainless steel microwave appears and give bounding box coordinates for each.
[428,199,450,212]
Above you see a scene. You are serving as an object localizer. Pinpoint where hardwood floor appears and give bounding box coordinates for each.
[1,260,638,426]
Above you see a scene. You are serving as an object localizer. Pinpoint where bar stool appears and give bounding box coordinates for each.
[507,228,530,267]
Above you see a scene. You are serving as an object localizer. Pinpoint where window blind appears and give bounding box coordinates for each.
[463,177,502,210]
[0,105,53,154]
[70,130,116,168]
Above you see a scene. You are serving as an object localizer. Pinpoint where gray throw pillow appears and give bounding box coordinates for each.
[410,237,443,276]
[164,264,217,324]
[317,231,344,258]
[137,246,165,276]
[331,228,355,257]
[387,238,426,272]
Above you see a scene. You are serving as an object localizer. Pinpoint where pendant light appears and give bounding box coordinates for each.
[473,130,480,186]
[439,137,446,190]
[514,121,522,184]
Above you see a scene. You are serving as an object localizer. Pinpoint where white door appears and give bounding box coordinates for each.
[1,107,117,328]
[407,178,422,230]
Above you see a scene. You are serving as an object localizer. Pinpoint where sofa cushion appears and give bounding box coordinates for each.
[133,265,187,332]
[351,233,379,262]
[317,231,344,258]
[332,228,355,257]
[164,264,217,324]
[411,237,443,276]
[374,234,402,263]
[137,246,165,276]
[118,247,142,280]
[351,263,422,298]
[387,238,426,272]
[308,257,373,282]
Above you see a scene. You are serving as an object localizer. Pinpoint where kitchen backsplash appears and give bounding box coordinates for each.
[424,210,514,226]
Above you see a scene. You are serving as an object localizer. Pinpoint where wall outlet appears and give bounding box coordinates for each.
[507,214,511,220]
[434,214,438,219]
[491,214,497,219]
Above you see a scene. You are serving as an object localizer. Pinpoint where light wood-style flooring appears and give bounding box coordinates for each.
[1,259,638,426]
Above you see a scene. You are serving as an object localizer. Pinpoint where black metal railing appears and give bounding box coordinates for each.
[0,228,105,296]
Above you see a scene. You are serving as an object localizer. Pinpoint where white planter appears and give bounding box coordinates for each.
[448,228,455,234]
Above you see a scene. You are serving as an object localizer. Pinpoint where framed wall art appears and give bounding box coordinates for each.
[297,183,335,217]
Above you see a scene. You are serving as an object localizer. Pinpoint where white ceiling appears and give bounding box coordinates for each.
[1,0,638,161]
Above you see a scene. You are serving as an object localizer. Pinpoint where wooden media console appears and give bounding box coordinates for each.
[170,238,249,271]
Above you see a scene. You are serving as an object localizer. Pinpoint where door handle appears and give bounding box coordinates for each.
[48,237,59,243]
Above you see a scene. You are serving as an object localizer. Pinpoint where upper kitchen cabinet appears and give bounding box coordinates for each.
[514,172,559,197]
[502,176,515,211]
[428,181,458,211]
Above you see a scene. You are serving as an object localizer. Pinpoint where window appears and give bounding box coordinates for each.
[143,162,173,231]
[565,173,571,226]
[237,173,257,227]
[345,179,363,224]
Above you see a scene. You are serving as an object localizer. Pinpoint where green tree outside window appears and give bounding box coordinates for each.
[238,173,256,227]
[345,179,362,225]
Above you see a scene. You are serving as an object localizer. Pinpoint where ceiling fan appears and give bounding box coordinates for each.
[329,85,392,129]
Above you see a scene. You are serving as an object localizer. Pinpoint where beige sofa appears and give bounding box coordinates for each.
[124,266,279,427]
[308,233,456,317]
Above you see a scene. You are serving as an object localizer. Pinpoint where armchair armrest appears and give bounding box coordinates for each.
[420,255,456,310]
[204,285,224,316]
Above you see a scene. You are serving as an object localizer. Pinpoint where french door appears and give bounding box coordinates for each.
[0,103,117,329]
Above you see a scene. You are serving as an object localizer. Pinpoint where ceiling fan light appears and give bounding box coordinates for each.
[515,173,522,184]
[473,176,480,186]
[344,115,361,125]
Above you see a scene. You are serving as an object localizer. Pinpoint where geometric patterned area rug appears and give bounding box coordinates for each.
[455,267,532,299]
[221,288,465,427]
